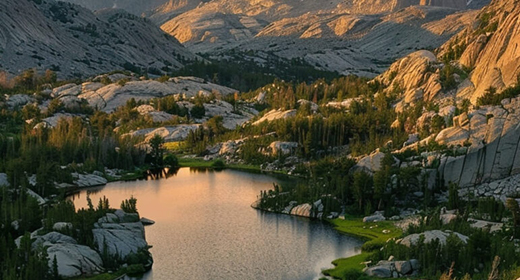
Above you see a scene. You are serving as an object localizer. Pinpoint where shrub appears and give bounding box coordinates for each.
[157,75,169,83]
[118,78,129,87]
[163,154,179,168]
[121,196,138,214]
[190,104,206,119]
[211,159,226,170]
[343,269,365,280]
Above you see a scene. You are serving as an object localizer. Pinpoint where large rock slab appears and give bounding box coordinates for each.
[365,265,392,278]
[441,156,465,186]
[399,230,468,247]
[93,211,149,260]
[395,260,412,275]
[47,242,104,278]
[468,218,503,233]
[72,173,108,188]
[79,78,236,113]
[253,109,297,125]
[435,127,469,146]
[34,232,77,247]
[363,214,386,223]
[290,203,312,217]
[266,141,298,156]
[490,123,520,180]
[32,232,104,278]
[0,173,9,187]
[125,124,201,143]
[356,150,386,172]
[6,94,34,109]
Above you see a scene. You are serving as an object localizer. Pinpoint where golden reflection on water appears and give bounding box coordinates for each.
[70,168,361,280]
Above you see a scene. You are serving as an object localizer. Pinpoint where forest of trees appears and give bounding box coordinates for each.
[1,59,520,280]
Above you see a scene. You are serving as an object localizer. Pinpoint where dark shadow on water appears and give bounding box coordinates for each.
[188,167,225,173]
[67,186,106,205]
[146,167,179,180]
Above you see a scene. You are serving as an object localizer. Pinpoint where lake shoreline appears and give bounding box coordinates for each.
[71,168,359,280]
[251,200,402,279]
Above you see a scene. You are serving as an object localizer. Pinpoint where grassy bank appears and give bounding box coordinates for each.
[323,218,402,279]
[178,157,264,173]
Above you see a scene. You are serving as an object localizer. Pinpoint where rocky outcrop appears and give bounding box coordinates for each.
[265,141,298,156]
[34,113,75,129]
[419,0,467,9]
[465,0,520,103]
[459,173,520,202]
[140,217,156,226]
[365,259,420,278]
[125,124,200,143]
[31,232,104,278]
[202,100,256,129]
[363,212,387,223]
[218,139,246,156]
[79,78,236,113]
[290,203,313,217]
[398,230,469,247]
[440,207,458,224]
[0,173,46,204]
[0,173,9,187]
[14,211,152,277]
[26,188,46,205]
[468,218,503,232]
[93,210,150,261]
[431,97,520,188]
[6,94,35,109]
[356,150,387,172]
[355,149,400,173]
[53,222,73,232]
[378,50,442,107]
[72,173,108,188]
[136,105,174,123]
[459,34,488,69]
[279,199,339,219]
[47,241,104,277]
[253,109,297,125]
[348,0,467,14]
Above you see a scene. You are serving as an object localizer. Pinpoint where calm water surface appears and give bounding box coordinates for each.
[70,168,361,280]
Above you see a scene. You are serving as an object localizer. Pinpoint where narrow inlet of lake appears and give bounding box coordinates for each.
[70,168,362,280]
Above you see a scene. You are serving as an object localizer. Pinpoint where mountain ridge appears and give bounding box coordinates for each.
[0,0,197,79]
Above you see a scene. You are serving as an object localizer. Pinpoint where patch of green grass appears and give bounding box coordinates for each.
[178,157,215,168]
[71,272,124,280]
[227,163,261,172]
[179,157,264,172]
[323,218,403,280]
[329,218,402,247]
[119,171,146,181]
[323,252,372,278]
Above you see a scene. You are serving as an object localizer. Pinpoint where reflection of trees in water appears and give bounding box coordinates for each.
[189,167,209,174]
[188,167,224,174]
[68,186,105,202]
[146,167,179,180]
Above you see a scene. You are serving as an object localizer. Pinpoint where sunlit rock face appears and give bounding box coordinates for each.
[347,0,468,14]
[466,0,520,103]
[76,78,236,113]
[419,0,467,9]
[156,0,481,77]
